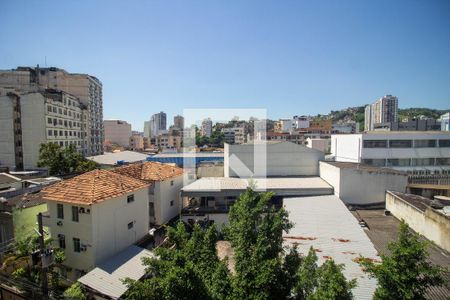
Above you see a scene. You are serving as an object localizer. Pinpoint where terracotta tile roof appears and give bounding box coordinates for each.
[41,169,149,205]
[111,161,184,182]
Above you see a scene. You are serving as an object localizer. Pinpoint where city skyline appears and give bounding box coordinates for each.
[1,0,450,131]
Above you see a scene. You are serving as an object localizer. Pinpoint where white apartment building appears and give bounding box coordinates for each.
[331,132,450,174]
[274,119,294,133]
[0,88,88,170]
[221,127,246,144]
[201,118,213,137]
[0,67,104,156]
[111,162,185,225]
[103,120,132,147]
[292,115,310,129]
[365,95,398,131]
[441,112,450,131]
[42,169,149,278]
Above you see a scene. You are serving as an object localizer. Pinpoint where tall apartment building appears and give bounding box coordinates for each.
[173,115,184,129]
[201,118,213,137]
[103,120,132,147]
[143,121,151,139]
[441,112,450,131]
[0,88,88,170]
[0,66,104,155]
[365,95,398,131]
[150,112,167,138]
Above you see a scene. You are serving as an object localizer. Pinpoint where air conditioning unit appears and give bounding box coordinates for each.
[80,245,87,252]
[86,209,91,214]
[79,207,85,213]
[57,221,63,226]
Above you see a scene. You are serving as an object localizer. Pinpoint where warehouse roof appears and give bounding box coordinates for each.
[42,170,149,205]
[283,195,378,300]
[78,245,154,299]
[322,161,407,176]
[181,177,333,197]
[87,151,149,166]
[112,161,183,182]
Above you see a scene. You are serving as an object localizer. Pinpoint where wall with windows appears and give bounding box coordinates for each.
[150,174,184,226]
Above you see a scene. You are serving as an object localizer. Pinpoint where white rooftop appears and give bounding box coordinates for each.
[78,245,154,299]
[152,152,224,158]
[283,195,378,300]
[181,177,333,197]
[87,151,149,165]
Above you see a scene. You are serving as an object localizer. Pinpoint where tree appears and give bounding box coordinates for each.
[359,220,446,300]
[37,143,97,175]
[64,282,87,300]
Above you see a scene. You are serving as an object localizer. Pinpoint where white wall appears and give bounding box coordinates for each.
[0,94,15,168]
[319,162,408,205]
[386,192,450,252]
[331,134,362,162]
[226,142,324,177]
[151,174,184,225]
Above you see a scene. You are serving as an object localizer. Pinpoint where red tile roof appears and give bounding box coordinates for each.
[111,161,184,182]
[41,169,149,205]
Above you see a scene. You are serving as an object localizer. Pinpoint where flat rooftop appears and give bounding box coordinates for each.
[87,151,149,165]
[151,152,224,158]
[323,161,407,176]
[352,209,450,300]
[182,177,333,197]
[283,195,378,300]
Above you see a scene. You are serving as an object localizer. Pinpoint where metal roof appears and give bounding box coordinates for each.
[181,177,333,197]
[283,195,378,300]
[87,151,149,165]
[78,245,154,299]
[152,152,224,158]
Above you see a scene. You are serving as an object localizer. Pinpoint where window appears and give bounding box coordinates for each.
[362,159,386,167]
[389,140,412,148]
[54,130,57,136]
[414,140,436,148]
[48,130,52,136]
[73,238,81,252]
[170,180,174,186]
[58,235,66,249]
[412,158,435,166]
[149,202,155,217]
[436,158,450,166]
[128,221,134,229]
[127,195,134,203]
[363,140,387,148]
[170,200,174,207]
[57,204,64,219]
[439,140,450,147]
[48,118,52,124]
[52,107,57,113]
[72,206,79,222]
[47,105,52,112]
[387,159,411,167]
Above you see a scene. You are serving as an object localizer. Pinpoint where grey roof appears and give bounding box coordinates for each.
[78,245,154,299]
[0,173,21,185]
[87,151,149,165]
[322,161,408,176]
[283,195,378,300]
[181,177,333,197]
[152,152,224,158]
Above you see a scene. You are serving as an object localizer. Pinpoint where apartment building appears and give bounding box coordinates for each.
[441,112,450,131]
[373,118,440,131]
[201,118,213,137]
[221,127,246,144]
[103,120,132,147]
[173,115,184,129]
[365,95,398,131]
[0,66,104,156]
[0,88,88,170]
[150,112,167,138]
[130,134,144,151]
[111,162,184,225]
[274,119,294,133]
[331,132,450,174]
[42,169,149,278]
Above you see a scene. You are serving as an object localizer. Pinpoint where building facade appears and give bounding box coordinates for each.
[221,127,246,144]
[173,115,184,129]
[150,112,167,138]
[201,118,213,137]
[441,112,450,131]
[373,118,440,131]
[42,170,149,278]
[0,88,88,170]
[129,134,144,151]
[103,120,132,148]
[0,66,104,156]
[364,95,398,131]
[331,132,450,174]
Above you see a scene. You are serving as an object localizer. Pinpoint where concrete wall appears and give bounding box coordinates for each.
[104,120,132,147]
[0,94,16,168]
[319,162,408,205]
[225,142,324,177]
[386,192,450,252]
[156,175,183,225]
[331,134,362,163]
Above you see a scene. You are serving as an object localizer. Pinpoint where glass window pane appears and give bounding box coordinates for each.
[363,140,387,148]
[389,140,412,148]
[439,140,450,147]
[412,158,435,166]
[436,158,450,165]
[362,159,386,167]
[414,140,436,148]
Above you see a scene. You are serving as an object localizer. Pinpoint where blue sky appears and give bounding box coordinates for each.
[1,0,449,130]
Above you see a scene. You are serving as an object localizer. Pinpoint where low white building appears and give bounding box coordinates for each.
[331,132,450,174]
[225,141,325,177]
[319,161,408,206]
[42,169,150,278]
[111,162,185,226]
[306,137,330,153]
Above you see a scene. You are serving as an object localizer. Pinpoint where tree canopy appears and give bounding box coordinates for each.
[124,188,356,299]
[37,143,98,175]
[359,220,447,300]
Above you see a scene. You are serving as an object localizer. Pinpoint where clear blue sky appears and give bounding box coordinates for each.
[1,0,449,130]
